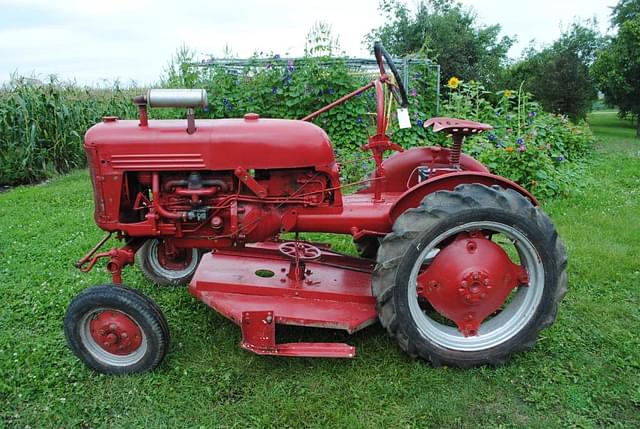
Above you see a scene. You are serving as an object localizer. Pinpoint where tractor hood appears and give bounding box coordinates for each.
[84,116,336,171]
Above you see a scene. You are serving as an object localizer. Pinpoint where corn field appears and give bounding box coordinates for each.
[0,77,138,185]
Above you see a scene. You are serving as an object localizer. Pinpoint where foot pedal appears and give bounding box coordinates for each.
[240,310,356,358]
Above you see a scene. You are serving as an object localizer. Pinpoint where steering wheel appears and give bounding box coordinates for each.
[374,42,409,109]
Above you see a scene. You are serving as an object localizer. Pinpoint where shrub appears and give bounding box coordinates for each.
[440,80,594,198]
[162,51,438,153]
[0,54,594,199]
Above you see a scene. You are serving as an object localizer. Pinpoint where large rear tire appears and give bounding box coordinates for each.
[372,184,567,367]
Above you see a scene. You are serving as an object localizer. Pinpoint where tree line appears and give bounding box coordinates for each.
[366,0,640,136]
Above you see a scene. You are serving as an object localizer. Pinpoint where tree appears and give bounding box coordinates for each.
[611,0,640,27]
[503,21,602,121]
[365,0,514,88]
[592,0,640,136]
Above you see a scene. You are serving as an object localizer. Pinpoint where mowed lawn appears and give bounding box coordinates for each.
[0,112,638,428]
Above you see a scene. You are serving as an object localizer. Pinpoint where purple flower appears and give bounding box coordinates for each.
[528,111,537,117]
[416,119,424,127]
[410,88,417,97]
[556,155,565,162]
[488,133,496,142]
[518,145,526,152]
[223,98,229,105]
[272,87,278,95]
[328,88,335,95]
[287,60,295,72]
[357,117,363,124]
[516,138,524,146]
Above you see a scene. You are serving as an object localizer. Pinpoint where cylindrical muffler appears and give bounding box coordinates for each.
[146,89,208,109]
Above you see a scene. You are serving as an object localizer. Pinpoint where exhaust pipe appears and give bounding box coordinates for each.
[146,89,208,109]
[133,89,208,134]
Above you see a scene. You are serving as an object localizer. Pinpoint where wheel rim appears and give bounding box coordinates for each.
[148,240,199,281]
[407,221,545,352]
[80,308,148,367]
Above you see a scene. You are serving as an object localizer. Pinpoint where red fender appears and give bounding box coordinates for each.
[388,171,539,223]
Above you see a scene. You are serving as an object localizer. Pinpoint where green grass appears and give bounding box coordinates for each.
[0,112,638,428]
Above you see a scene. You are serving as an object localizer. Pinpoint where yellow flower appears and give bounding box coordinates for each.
[504,89,513,98]
[505,146,514,152]
[447,76,460,89]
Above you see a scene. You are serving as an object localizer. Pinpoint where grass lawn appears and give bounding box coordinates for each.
[0,112,638,428]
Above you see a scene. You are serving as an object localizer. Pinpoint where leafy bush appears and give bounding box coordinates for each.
[0,51,594,199]
[162,50,438,153]
[439,80,594,198]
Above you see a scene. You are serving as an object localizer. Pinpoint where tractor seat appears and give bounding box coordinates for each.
[424,117,492,136]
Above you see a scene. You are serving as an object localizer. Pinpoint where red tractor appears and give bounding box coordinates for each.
[65,43,567,374]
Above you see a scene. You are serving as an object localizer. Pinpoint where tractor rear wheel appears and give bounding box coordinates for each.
[64,285,170,374]
[138,239,202,286]
[372,184,567,367]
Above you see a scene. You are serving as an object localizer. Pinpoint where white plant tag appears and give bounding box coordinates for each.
[397,108,411,129]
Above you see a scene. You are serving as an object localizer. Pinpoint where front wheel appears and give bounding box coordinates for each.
[373,184,567,367]
[64,285,170,374]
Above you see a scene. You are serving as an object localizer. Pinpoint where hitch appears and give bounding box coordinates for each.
[76,233,142,284]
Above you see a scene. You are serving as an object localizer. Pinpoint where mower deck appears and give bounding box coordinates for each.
[188,242,377,358]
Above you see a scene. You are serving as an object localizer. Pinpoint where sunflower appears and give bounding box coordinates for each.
[447,76,460,89]
[504,89,513,98]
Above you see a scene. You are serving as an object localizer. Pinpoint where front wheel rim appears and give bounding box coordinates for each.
[407,221,545,352]
[79,308,148,367]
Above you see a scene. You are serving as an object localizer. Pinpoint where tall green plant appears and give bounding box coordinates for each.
[441,79,594,198]
[0,77,137,185]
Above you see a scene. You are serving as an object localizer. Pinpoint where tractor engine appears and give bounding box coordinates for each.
[116,167,331,245]
[84,89,339,248]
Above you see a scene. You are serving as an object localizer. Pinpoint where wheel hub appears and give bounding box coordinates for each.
[89,310,143,355]
[417,232,528,337]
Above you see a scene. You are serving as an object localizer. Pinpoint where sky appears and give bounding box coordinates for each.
[0,0,616,86]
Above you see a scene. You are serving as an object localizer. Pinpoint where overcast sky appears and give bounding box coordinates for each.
[0,0,615,86]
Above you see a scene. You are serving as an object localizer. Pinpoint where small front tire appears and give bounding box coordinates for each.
[64,285,170,374]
